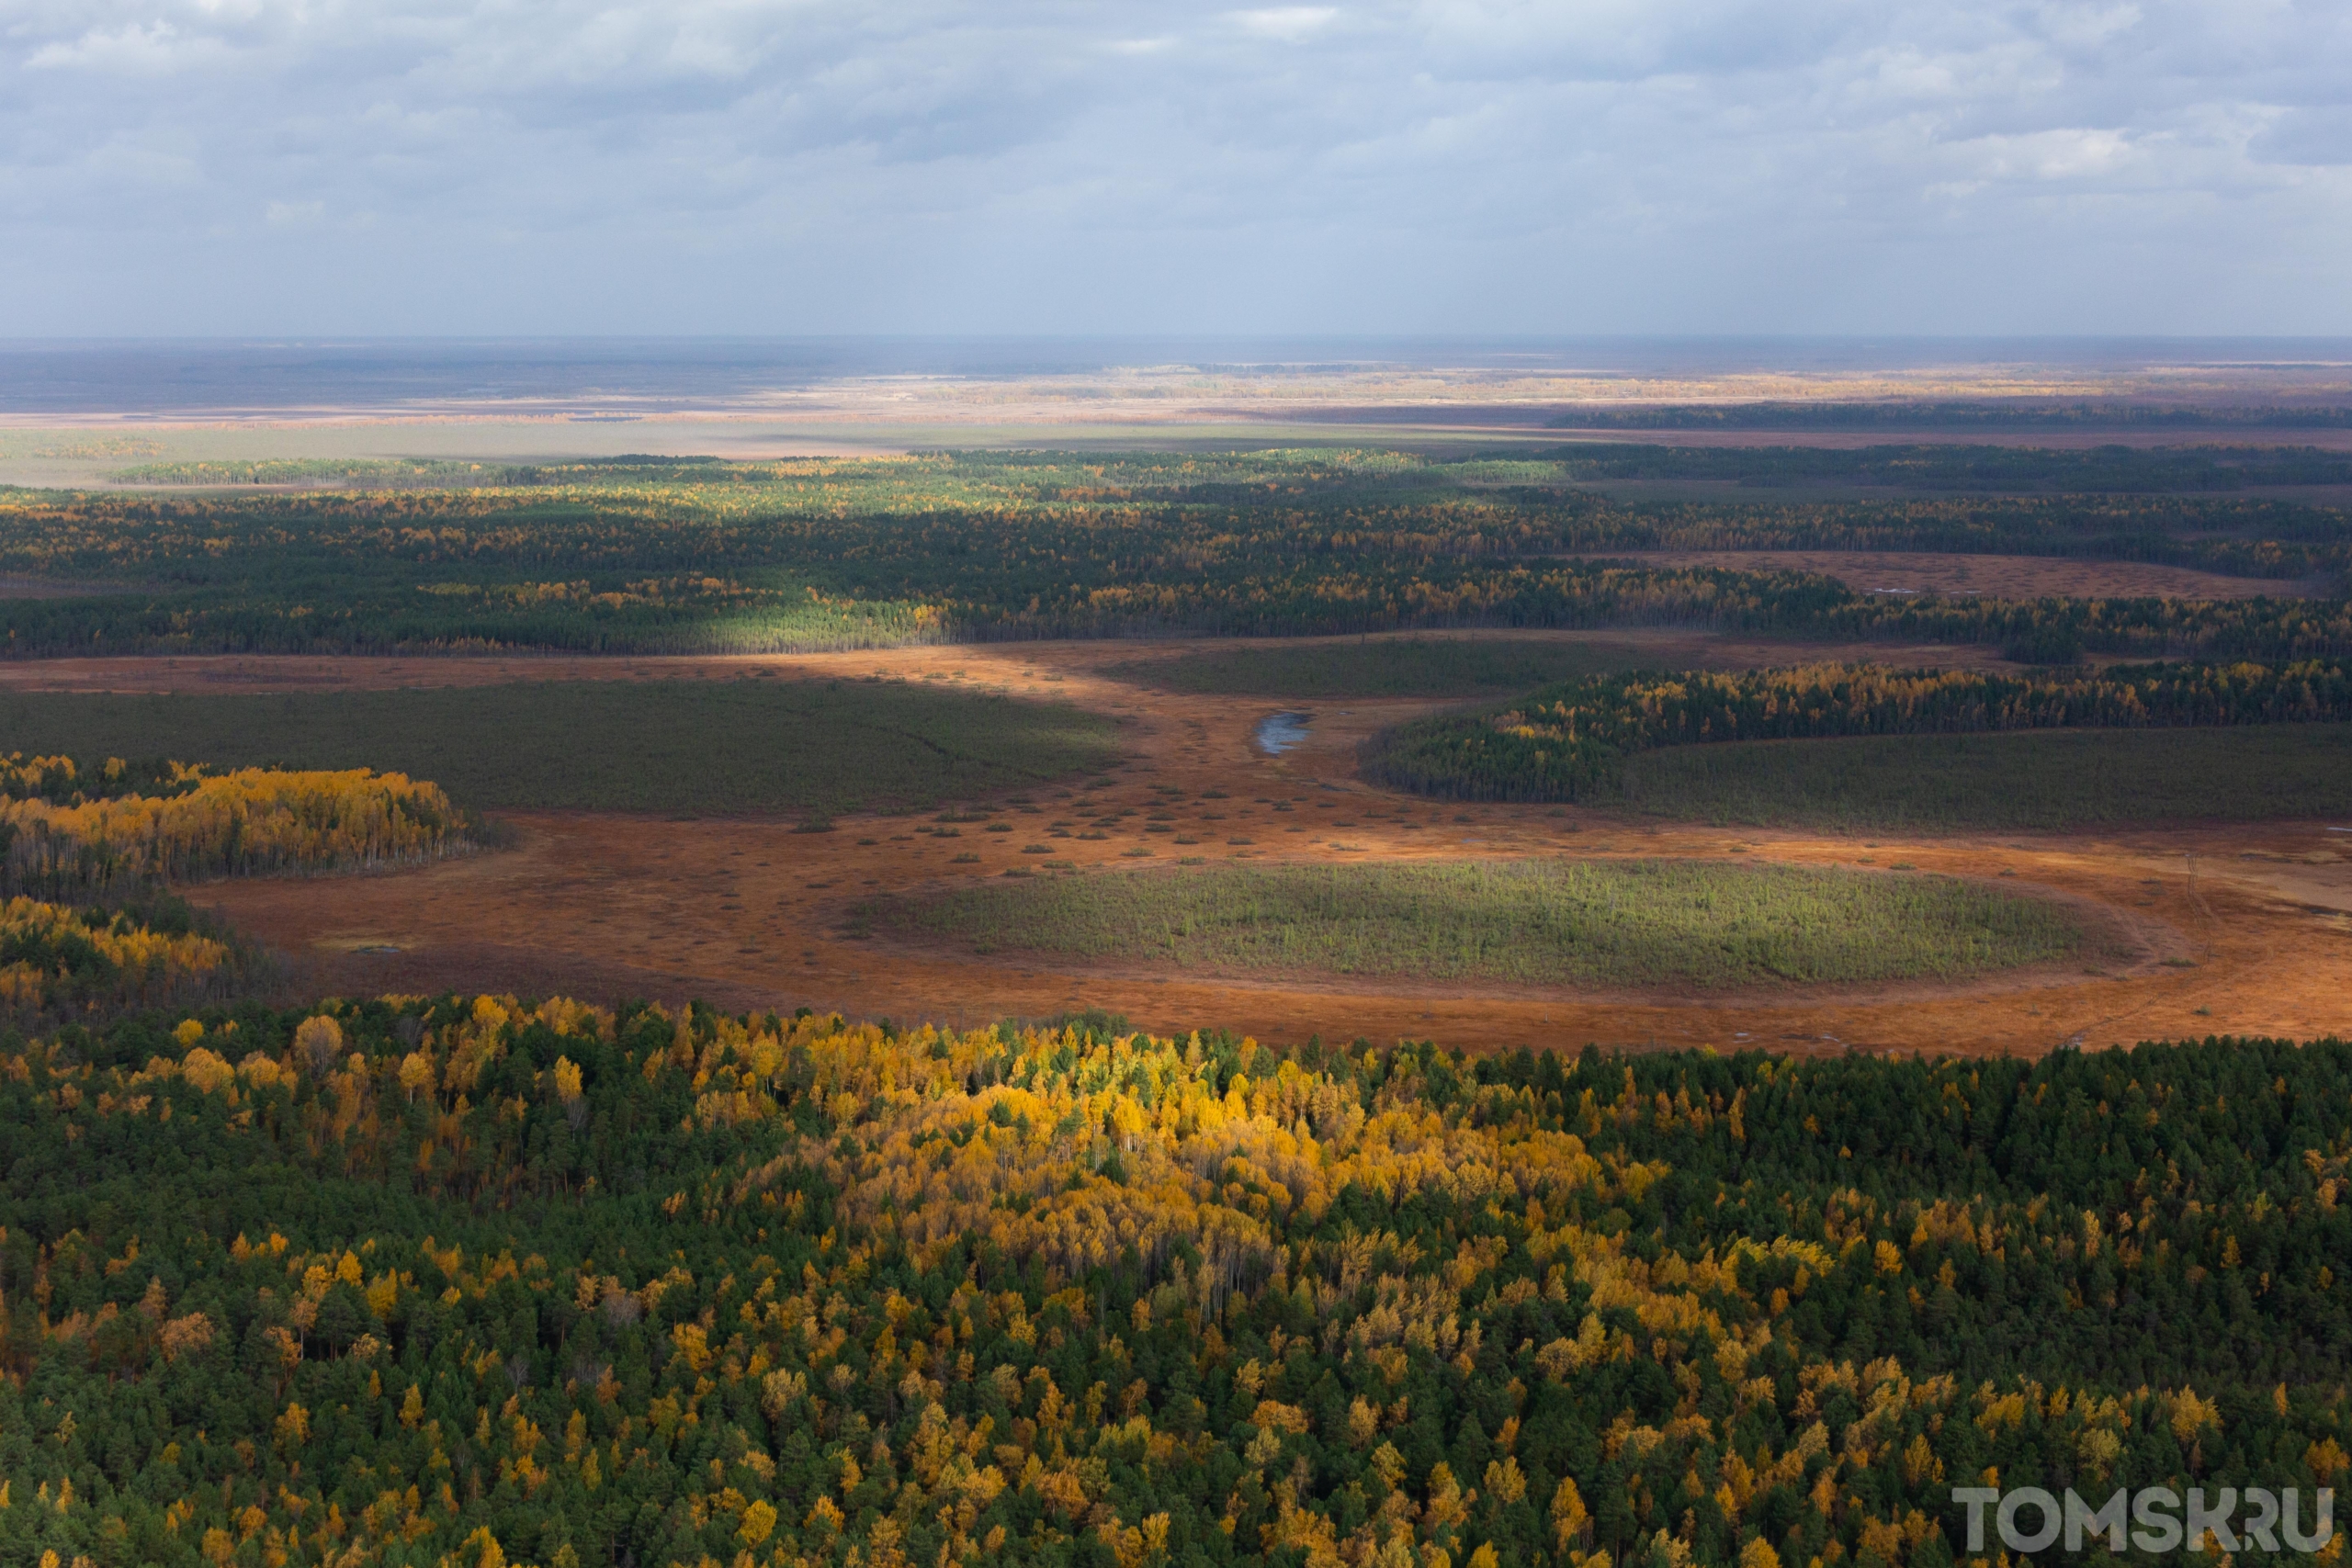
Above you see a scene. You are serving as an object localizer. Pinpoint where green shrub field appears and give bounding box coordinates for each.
[855,859,2082,988]
[1610,725,2352,831]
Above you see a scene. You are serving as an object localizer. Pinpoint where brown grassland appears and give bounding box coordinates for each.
[11,628,2346,1058]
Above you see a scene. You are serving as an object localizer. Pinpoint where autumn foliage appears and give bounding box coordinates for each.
[0,895,241,1021]
[2,996,2348,1568]
[0,764,467,899]
[0,752,209,805]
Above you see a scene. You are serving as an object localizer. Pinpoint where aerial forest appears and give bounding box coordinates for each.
[3,998,2349,1568]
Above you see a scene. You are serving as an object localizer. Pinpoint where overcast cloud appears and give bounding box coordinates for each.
[2,0,2347,335]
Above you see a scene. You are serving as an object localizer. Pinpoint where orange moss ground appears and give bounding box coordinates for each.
[7,632,2346,1057]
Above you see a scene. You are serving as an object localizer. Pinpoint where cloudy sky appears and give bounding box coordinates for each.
[3,0,2347,336]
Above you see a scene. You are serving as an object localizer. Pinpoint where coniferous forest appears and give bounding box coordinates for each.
[4,998,2349,1568]
[4,451,2349,658]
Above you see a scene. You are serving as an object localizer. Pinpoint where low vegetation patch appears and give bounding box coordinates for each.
[856,859,2081,988]
[1611,725,2352,831]
[0,680,1120,818]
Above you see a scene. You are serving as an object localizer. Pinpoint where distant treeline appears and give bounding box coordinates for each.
[2,558,2348,662]
[112,453,724,484]
[1547,401,2352,429]
[112,456,740,489]
[1532,442,2352,493]
[1363,658,2352,801]
[0,450,2342,656]
[112,457,535,488]
[1552,494,2352,583]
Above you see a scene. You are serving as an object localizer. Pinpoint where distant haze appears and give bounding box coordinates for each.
[3,338,2350,423]
[4,2,2349,337]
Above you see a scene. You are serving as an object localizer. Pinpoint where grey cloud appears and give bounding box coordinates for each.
[2253,106,2352,165]
[0,0,2346,333]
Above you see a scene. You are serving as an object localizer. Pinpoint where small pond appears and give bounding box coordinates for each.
[1255,711,1311,755]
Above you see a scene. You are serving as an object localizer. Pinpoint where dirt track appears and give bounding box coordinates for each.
[35,632,2320,1058]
